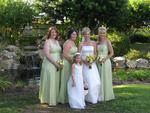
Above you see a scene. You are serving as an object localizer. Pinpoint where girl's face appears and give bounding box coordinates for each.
[99,34,107,41]
[83,32,90,39]
[75,55,81,63]
[50,29,57,39]
[70,31,77,41]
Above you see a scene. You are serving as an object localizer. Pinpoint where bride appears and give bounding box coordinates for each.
[78,27,101,104]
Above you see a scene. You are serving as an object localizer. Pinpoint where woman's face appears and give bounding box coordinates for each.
[99,34,106,41]
[50,29,57,39]
[70,31,77,41]
[83,32,90,39]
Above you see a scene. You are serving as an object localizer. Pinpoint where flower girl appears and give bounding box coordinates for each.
[67,53,85,109]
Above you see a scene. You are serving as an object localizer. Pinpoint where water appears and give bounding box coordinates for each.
[0,68,41,86]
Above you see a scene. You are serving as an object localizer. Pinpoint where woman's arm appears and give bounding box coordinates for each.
[63,41,73,63]
[106,40,114,59]
[44,40,59,68]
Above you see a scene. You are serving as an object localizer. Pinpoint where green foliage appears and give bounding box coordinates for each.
[0,0,35,44]
[108,30,130,56]
[36,0,150,30]
[144,52,150,59]
[0,76,12,91]
[113,69,150,81]
[125,49,141,60]
[125,49,150,59]
[128,0,150,27]
[36,0,130,30]
[129,27,150,43]
[15,80,27,88]
[18,36,42,46]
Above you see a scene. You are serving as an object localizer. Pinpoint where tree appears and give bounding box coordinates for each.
[128,0,150,27]
[0,0,35,43]
[36,0,131,30]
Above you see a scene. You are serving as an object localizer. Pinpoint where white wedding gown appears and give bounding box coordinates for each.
[67,64,85,109]
[81,46,101,104]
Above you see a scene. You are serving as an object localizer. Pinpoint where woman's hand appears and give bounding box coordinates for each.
[101,57,107,63]
[83,60,89,65]
[54,62,61,69]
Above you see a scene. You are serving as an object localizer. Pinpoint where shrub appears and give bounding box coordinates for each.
[124,49,141,60]
[113,69,150,82]
[129,27,150,43]
[108,30,130,56]
[18,36,43,46]
[0,76,12,91]
[144,52,150,59]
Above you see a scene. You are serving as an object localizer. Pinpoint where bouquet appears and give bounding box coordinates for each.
[97,56,104,64]
[86,55,96,69]
[57,59,64,71]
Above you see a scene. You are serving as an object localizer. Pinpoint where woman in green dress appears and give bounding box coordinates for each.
[39,26,62,106]
[58,29,78,104]
[97,26,115,101]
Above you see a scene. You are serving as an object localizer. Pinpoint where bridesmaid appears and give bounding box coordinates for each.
[58,29,78,103]
[97,26,115,101]
[39,26,62,106]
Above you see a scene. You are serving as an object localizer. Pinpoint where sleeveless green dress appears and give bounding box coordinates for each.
[97,43,115,101]
[58,46,77,103]
[39,40,61,106]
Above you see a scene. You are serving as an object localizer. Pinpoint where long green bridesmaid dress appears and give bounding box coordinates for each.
[58,46,77,103]
[39,40,61,106]
[97,43,115,101]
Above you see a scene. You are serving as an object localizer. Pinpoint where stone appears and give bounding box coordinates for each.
[0,50,17,60]
[136,58,149,68]
[113,57,126,68]
[5,45,19,52]
[126,60,137,68]
[0,59,20,70]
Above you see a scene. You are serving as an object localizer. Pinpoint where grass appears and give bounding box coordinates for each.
[0,84,150,113]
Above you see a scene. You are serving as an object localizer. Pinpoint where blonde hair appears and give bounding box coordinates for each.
[82,27,91,35]
[98,25,107,35]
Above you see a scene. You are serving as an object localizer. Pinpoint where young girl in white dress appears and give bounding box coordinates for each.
[67,53,85,109]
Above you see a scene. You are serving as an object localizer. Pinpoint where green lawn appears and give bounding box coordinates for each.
[0,84,150,113]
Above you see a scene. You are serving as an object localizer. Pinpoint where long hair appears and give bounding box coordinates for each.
[47,26,59,40]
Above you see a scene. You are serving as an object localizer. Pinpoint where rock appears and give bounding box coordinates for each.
[136,58,149,68]
[0,50,17,60]
[113,57,126,68]
[148,60,150,68]
[5,45,19,52]
[0,59,20,69]
[126,60,137,68]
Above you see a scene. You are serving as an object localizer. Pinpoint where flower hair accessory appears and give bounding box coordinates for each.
[98,25,108,35]
[74,52,81,56]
